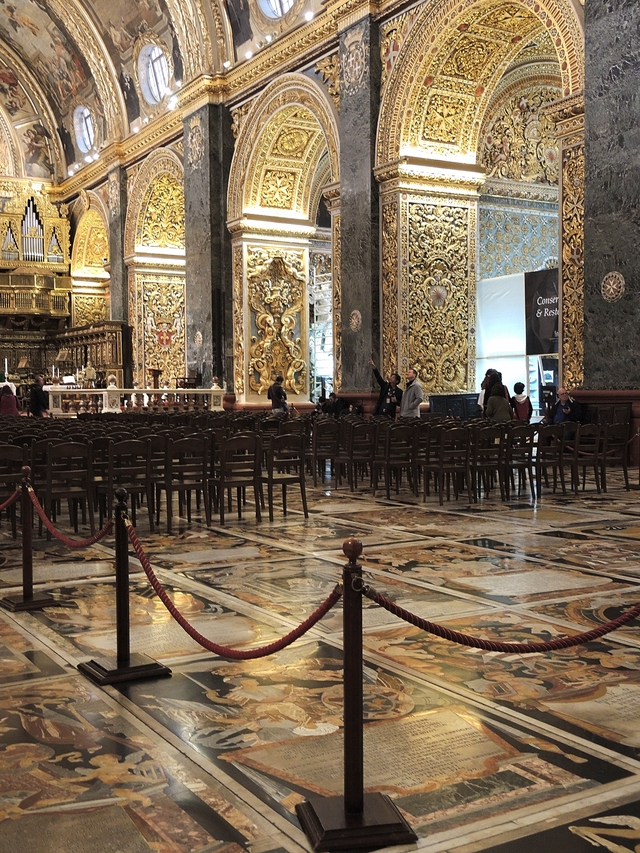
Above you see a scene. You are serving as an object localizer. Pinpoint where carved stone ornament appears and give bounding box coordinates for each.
[601,271,625,303]
[107,173,119,219]
[187,115,205,169]
[349,309,362,331]
[315,55,340,110]
[341,25,368,98]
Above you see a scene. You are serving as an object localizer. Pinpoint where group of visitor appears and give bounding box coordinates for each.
[479,368,582,425]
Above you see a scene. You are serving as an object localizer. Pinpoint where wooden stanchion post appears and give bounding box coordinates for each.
[0,466,54,612]
[295,537,417,851]
[78,487,171,685]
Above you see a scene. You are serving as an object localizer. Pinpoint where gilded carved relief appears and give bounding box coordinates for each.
[247,249,306,396]
[315,55,340,111]
[138,274,186,385]
[233,244,244,395]
[140,172,185,249]
[561,141,584,388]
[187,114,205,169]
[73,295,107,326]
[404,199,471,392]
[482,87,560,184]
[332,214,342,392]
[260,169,297,209]
[381,200,398,382]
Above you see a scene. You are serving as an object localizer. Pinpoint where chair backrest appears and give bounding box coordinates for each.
[107,439,151,487]
[0,442,26,484]
[312,418,340,454]
[219,433,262,475]
[46,441,92,490]
[166,436,208,481]
[472,425,504,463]
[267,433,305,471]
[536,423,565,451]
[384,423,415,460]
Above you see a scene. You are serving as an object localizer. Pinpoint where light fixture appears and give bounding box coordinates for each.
[175,80,182,88]
[245,50,253,59]
[167,96,177,110]
[84,155,92,163]
[223,60,231,68]
[265,34,272,43]
[92,152,99,161]
[304,10,313,20]
[143,116,149,124]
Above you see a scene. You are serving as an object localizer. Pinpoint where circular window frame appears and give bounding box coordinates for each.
[253,0,303,31]
[73,105,96,154]
[132,35,174,111]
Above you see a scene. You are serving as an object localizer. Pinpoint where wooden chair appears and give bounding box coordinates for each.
[0,443,26,537]
[263,433,308,521]
[210,433,263,525]
[600,421,630,491]
[502,425,537,499]
[41,441,96,534]
[470,425,506,501]
[535,424,566,498]
[372,423,416,499]
[97,439,155,529]
[311,418,340,486]
[160,436,211,532]
[565,423,602,494]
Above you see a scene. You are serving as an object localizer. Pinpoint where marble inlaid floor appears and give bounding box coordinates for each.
[2,470,640,852]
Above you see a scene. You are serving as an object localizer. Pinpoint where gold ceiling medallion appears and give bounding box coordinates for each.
[601,271,625,303]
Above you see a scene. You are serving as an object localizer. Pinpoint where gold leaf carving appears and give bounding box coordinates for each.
[73,295,107,326]
[381,200,398,381]
[333,214,342,392]
[141,173,185,249]
[421,94,468,145]
[483,87,560,184]
[561,142,584,387]
[442,36,495,79]
[273,127,311,158]
[233,244,244,395]
[316,55,340,111]
[141,274,186,385]
[247,249,306,396]
[260,170,297,209]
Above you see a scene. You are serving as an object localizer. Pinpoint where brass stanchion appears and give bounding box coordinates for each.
[78,488,171,685]
[295,537,417,850]
[0,466,54,612]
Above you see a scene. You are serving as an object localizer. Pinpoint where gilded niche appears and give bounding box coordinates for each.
[140,173,185,249]
[141,275,186,385]
[233,244,244,395]
[407,201,469,392]
[247,251,306,396]
[332,214,342,392]
[482,87,560,184]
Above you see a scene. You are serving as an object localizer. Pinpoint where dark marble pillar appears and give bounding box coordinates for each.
[584,0,640,388]
[338,17,380,393]
[106,167,128,324]
[184,103,234,387]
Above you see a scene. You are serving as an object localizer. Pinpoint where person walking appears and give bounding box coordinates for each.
[29,374,49,417]
[399,368,424,418]
[368,358,402,418]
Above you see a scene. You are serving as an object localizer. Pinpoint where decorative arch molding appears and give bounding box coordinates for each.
[227,74,340,222]
[163,0,219,77]
[0,107,20,178]
[377,0,583,169]
[124,150,185,258]
[0,41,64,178]
[47,0,127,141]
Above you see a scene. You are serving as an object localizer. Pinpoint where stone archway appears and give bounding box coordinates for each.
[124,150,185,386]
[227,73,339,403]
[376,0,583,392]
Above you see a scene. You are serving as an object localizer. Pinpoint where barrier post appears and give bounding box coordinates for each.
[0,466,54,612]
[78,487,171,685]
[295,537,417,851]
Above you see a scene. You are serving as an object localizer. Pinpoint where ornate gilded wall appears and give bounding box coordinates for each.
[560,128,584,388]
[245,246,307,399]
[381,199,398,382]
[71,204,110,326]
[386,192,476,393]
[129,272,186,386]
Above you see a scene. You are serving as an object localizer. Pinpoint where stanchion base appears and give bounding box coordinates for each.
[78,653,171,685]
[296,792,417,851]
[0,591,55,612]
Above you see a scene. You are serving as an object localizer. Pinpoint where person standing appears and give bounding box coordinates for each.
[368,358,402,418]
[399,368,424,418]
[485,383,513,423]
[267,375,287,412]
[29,374,49,417]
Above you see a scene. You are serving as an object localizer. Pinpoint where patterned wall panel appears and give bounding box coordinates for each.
[479,198,558,280]
[130,272,186,386]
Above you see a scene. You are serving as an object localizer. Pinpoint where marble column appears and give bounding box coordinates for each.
[184,103,234,387]
[106,167,128,324]
[337,17,380,393]
[584,0,640,388]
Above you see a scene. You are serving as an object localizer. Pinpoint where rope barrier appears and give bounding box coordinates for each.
[28,487,113,548]
[364,583,640,654]
[126,520,343,659]
[0,489,20,512]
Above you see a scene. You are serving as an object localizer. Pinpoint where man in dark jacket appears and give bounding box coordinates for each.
[29,374,49,417]
[267,375,287,412]
[544,387,583,424]
[368,358,402,418]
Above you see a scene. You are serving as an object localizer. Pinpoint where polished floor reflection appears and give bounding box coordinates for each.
[2,470,640,852]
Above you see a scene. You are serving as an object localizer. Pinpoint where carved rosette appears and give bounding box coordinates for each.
[381,200,399,381]
[232,244,245,395]
[332,214,342,392]
[246,248,307,396]
[401,197,473,392]
[561,141,584,388]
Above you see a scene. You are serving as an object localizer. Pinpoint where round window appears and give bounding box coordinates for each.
[256,0,294,18]
[73,105,95,154]
[138,44,170,105]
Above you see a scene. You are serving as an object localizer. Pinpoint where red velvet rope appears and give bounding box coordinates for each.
[28,488,114,548]
[0,489,20,512]
[364,585,640,653]
[126,521,343,659]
